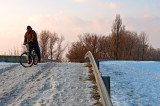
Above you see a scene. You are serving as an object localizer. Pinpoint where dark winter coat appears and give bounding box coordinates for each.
[24,30,38,47]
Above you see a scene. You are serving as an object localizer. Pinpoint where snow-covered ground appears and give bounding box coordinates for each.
[100,61,160,106]
[0,62,96,106]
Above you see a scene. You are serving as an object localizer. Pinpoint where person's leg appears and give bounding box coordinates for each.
[34,44,41,62]
[28,46,33,63]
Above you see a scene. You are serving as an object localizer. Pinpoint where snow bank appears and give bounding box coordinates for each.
[100,61,160,106]
[0,63,96,106]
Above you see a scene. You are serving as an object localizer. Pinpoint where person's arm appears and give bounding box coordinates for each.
[29,31,37,43]
[23,34,27,45]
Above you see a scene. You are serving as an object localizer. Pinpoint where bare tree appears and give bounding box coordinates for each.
[139,32,148,60]
[111,14,123,60]
[66,41,85,62]
[13,47,19,56]
[48,32,58,59]
[39,30,50,58]
[55,35,67,61]
[66,33,104,62]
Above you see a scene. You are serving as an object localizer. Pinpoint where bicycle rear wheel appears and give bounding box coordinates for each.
[33,52,38,65]
[20,52,34,67]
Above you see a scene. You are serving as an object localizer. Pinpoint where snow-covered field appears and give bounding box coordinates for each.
[100,61,160,106]
[0,62,96,106]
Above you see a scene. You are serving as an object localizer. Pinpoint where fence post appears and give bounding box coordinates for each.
[92,54,99,69]
[85,57,90,62]
[102,76,111,97]
[95,59,99,69]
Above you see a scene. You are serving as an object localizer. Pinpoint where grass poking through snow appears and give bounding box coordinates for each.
[86,62,102,106]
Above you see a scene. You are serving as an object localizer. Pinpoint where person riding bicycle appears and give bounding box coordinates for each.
[23,26,41,63]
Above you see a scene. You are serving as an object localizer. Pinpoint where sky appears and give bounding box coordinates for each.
[0,0,160,54]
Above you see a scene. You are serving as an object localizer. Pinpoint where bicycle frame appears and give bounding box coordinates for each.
[25,44,38,65]
[25,44,30,60]
[26,44,35,57]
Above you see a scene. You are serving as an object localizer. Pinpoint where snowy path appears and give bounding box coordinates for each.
[0,63,95,106]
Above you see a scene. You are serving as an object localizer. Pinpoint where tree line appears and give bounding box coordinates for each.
[66,15,160,62]
[12,14,160,62]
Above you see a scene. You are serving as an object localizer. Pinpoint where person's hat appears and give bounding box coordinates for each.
[26,26,32,30]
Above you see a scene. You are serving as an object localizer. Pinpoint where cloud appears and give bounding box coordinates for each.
[97,1,120,10]
[27,13,110,42]
[108,2,118,10]
[72,0,87,3]
[24,14,160,50]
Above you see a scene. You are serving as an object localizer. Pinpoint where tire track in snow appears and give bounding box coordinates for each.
[13,63,57,104]
[0,63,57,106]
[0,63,96,106]
[0,64,19,75]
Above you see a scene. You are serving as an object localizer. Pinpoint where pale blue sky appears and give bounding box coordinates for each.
[0,0,160,54]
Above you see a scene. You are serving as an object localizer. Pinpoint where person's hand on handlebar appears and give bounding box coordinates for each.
[28,40,33,43]
[23,40,32,45]
[23,42,27,45]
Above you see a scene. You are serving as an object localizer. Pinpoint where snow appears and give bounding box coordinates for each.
[0,62,19,75]
[100,61,160,106]
[0,62,96,106]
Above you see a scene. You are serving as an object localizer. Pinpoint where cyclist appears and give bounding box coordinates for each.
[23,26,41,63]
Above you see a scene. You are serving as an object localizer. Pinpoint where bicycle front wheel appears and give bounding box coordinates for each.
[20,52,34,67]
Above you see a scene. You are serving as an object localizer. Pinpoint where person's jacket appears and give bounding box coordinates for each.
[24,30,38,47]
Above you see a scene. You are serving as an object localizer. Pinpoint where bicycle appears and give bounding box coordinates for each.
[20,43,39,67]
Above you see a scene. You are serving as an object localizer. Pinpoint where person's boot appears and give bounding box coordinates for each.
[28,60,32,64]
